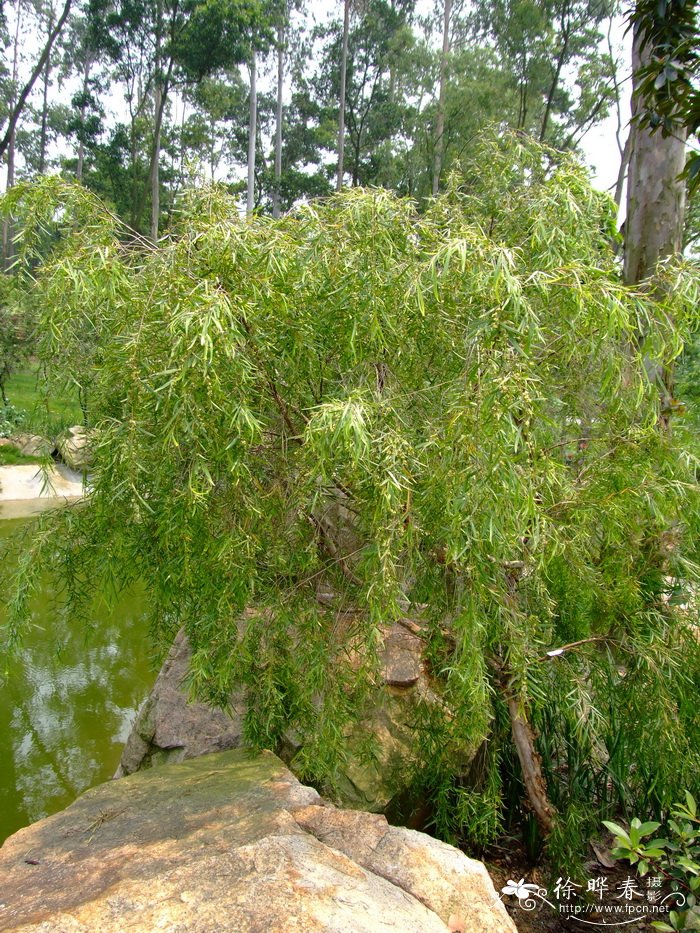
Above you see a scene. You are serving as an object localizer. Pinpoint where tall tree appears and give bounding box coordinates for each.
[246,48,257,214]
[271,6,285,218]
[37,2,56,174]
[336,0,349,191]
[0,0,71,162]
[89,0,268,237]
[432,0,450,195]
[623,24,686,288]
[2,0,23,266]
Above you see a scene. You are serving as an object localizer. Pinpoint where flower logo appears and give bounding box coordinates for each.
[501,879,542,901]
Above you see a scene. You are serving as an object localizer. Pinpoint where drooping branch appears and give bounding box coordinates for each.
[0,0,72,163]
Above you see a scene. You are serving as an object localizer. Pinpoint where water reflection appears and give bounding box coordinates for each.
[0,518,155,844]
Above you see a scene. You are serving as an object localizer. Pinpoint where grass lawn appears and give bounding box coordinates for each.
[3,365,83,437]
[0,446,42,466]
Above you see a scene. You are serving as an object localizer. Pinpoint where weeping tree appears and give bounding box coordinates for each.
[2,133,700,859]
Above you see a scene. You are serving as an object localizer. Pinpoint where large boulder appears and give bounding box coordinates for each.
[115,628,246,777]
[0,434,54,458]
[55,425,91,471]
[116,621,476,813]
[0,748,517,932]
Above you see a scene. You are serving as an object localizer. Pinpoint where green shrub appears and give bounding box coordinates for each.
[0,404,27,438]
[2,133,700,861]
[604,794,700,931]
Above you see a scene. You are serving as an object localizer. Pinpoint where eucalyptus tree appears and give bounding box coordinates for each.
[180,74,247,182]
[316,0,416,190]
[88,0,269,237]
[469,0,617,146]
[3,133,700,858]
[432,0,450,195]
[0,0,71,163]
[270,0,301,217]
[628,0,699,192]
[336,0,349,190]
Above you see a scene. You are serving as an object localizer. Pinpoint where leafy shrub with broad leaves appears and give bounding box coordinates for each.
[604,794,700,931]
[1,133,700,862]
[0,404,27,438]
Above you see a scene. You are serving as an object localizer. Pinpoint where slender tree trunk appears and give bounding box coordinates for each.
[76,55,92,182]
[613,135,630,211]
[337,0,350,192]
[148,0,168,243]
[506,691,556,834]
[539,30,569,143]
[272,22,285,219]
[247,50,257,215]
[150,80,164,241]
[0,0,71,162]
[3,0,22,269]
[38,10,55,175]
[130,118,139,229]
[432,0,451,196]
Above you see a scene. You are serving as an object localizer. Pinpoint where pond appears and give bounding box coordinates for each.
[0,515,155,845]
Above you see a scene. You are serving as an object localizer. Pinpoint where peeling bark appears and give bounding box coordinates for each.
[507,691,556,835]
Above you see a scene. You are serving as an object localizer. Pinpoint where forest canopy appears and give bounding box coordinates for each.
[3,133,700,858]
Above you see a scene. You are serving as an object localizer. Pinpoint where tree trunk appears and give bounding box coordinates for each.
[337,0,350,192]
[539,27,569,143]
[624,26,686,287]
[150,80,164,242]
[247,50,257,216]
[507,692,556,835]
[0,0,71,162]
[76,56,92,182]
[624,22,687,422]
[432,0,451,197]
[272,22,285,219]
[3,0,22,269]
[38,10,55,175]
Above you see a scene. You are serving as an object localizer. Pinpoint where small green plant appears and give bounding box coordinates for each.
[0,404,27,438]
[604,793,700,931]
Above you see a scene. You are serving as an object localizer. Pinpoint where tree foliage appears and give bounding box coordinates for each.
[3,134,700,857]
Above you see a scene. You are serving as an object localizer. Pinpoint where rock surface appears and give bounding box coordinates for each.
[117,623,475,813]
[0,464,85,519]
[0,434,54,458]
[55,426,91,471]
[0,749,517,933]
[116,628,246,777]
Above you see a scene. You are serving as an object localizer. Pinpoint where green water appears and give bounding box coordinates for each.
[0,518,156,844]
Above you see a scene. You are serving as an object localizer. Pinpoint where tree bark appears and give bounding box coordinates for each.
[76,55,92,182]
[432,0,451,196]
[507,691,556,835]
[539,20,569,143]
[624,21,687,423]
[247,50,257,216]
[38,10,55,176]
[337,0,350,192]
[272,22,285,219]
[0,0,71,162]
[3,0,23,269]
[624,25,686,287]
[150,79,165,241]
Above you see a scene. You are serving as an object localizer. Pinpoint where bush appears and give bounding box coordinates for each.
[2,133,700,859]
[604,794,700,931]
[0,404,27,438]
